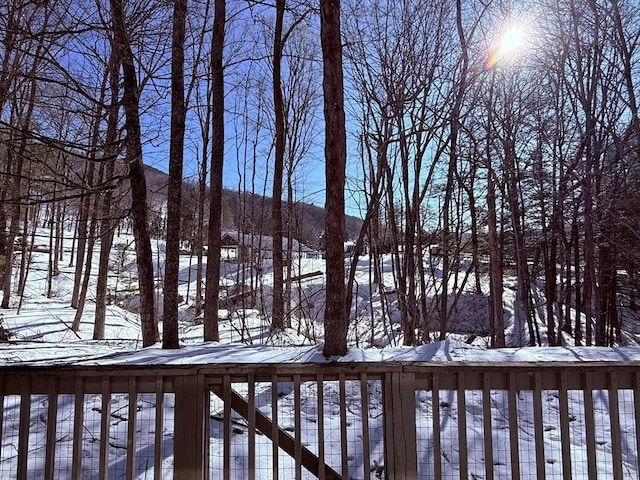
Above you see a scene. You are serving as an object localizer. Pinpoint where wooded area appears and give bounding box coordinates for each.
[0,0,639,353]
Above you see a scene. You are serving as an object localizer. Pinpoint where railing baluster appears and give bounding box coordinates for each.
[360,373,371,480]
[507,371,520,480]
[99,377,110,480]
[71,377,83,480]
[482,372,494,480]
[457,371,468,479]
[199,373,207,479]
[18,376,31,480]
[127,377,138,479]
[247,374,255,480]
[317,374,325,480]
[400,372,417,478]
[0,375,4,472]
[432,372,441,479]
[608,370,623,480]
[294,374,302,479]
[558,371,572,480]
[45,377,58,480]
[383,372,395,475]
[339,373,348,479]
[223,374,231,480]
[271,374,279,479]
[154,377,164,480]
[583,371,597,478]
[533,372,545,480]
[634,370,640,478]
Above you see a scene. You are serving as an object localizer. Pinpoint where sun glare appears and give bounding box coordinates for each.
[483,24,527,72]
[500,27,524,53]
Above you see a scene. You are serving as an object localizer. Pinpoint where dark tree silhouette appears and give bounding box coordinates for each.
[321,0,347,356]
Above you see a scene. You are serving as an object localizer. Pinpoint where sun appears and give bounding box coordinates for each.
[483,24,526,71]
[499,27,524,54]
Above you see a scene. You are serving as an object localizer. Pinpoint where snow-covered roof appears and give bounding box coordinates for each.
[221,231,315,252]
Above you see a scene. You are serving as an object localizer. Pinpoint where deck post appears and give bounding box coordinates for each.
[174,374,206,480]
[384,371,417,479]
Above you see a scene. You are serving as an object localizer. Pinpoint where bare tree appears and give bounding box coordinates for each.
[204,0,226,342]
[110,0,159,346]
[271,0,286,331]
[163,0,188,349]
[321,0,347,356]
[1,24,48,308]
[282,27,321,322]
[93,78,122,339]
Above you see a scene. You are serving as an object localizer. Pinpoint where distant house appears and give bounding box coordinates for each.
[220,233,243,260]
[219,232,319,262]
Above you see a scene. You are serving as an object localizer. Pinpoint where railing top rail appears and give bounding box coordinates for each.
[1,359,640,374]
[2,342,640,368]
[0,361,638,394]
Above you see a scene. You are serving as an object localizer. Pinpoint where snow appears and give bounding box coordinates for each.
[3,339,640,367]
[0,227,639,478]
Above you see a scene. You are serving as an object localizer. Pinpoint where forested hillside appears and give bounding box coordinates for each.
[143,164,362,251]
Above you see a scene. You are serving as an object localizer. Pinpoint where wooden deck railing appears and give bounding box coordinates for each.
[0,361,639,479]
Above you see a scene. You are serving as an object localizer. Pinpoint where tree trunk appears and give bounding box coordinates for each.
[163,0,187,349]
[94,45,121,340]
[271,0,285,331]
[597,221,619,346]
[93,164,116,341]
[46,199,56,298]
[2,74,38,308]
[0,0,27,113]
[572,211,582,344]
[17,203,32,304]
[72,184,101,332]
[321,0,347,356]
[504,141,538,346]
[110,0,158,347]
[195,122,208,319]
[487,171,505,347]
[541,147,558,346]
[194,70,212,320]
[71,133,99,309]
[438,0,469,342]
[204,0,226,342]
[467,165,482,295]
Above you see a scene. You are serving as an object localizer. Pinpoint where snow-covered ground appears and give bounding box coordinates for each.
[0,228,639,478]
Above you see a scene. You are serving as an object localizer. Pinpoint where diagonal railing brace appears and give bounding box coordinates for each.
[209,384,342,480]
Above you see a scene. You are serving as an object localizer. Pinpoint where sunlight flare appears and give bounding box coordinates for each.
[484,24,526,71]
[500,27,524,53]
